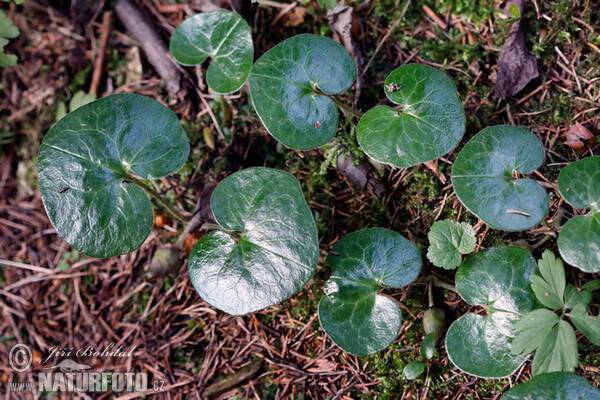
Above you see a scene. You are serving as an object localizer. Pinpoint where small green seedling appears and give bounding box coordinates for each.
[249,34,357,150]
[401,332,437,380]
[187,168,319,316]
[357,64,465,168]
[511,251,600,375]
[501,372,600,399]
[446,246,537,378]
[170,11,253,94]
[556,156,600,273]
[426,219,476,270]
[0,9,19,67]
[55,90,97,122]
[318,228,421,355]
[452,125,549,231]
[37,94,190,258]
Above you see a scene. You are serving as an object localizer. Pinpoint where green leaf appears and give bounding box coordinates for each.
[531,320,578,375]
[446,246,537,378]
[402,360,425,380]
[420,332,436,360]
[451,125,549,231]
[318,228,422,355]
[568,303,600,346]
[509,4,521,19]
[426,219,476,269]
[188,168,319,316]
[37,94,190,258]
[501,372,600,400]
[563,284,592,310]
[249,34,356,150]
[582,279,600,291]
[530,250,565,309]
[0,10,19,67]
[170,11,253,94]
[557,156,600,273]
[512,309,559,356]
[356,64,465,168]
[69,91,97,111]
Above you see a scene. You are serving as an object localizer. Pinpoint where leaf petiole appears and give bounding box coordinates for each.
[127,178,192,223]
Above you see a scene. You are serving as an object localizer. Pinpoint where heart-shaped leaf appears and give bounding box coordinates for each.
[37,94,190,258]
[557,156,600,273]
[187,168,319,316]
[426,219,476,270]
[249,34,357,150]
[356,64,465,168]
[501,372,600,399]
[319,228,422,355]
[446,246,537,378]
[452,125,549,231]
[170,11,253,94]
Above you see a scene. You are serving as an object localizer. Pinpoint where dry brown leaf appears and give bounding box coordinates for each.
[282,7,306,28]
[564,123,594,150]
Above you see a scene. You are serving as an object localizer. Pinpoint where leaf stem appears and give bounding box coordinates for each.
[127,178,192,223]
[329,95,364,118]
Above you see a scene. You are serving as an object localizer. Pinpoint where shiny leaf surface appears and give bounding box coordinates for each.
[357,64,465,168]
[557,156,600,273]
[452,125,548,231]
[319,228,422,355]
[420,332,436,360]
[501,372,600,400]
[446,246,537,378]
[38,94,189,258]
[188,168,319,316]
[249,34,356,150]
[402,360,425,380]
[170,11,253,94]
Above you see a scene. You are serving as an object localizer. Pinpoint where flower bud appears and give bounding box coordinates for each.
[145,246,182,280]
[423,308,446,343]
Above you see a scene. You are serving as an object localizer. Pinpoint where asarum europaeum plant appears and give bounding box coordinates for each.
[501,372,600,399]
[556,156,600,273]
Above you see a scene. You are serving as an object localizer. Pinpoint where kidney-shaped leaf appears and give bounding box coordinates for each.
[557,156,600,273]
[446,246,537,378]
[452,125,549,231]
[187,168,319,316]
[357,64,465,168]
[501,372,600,400]
[318,228,422,356]
[426,219,476,270]
[37,94,189,258]
[249,34,356,150]
[170,11,253,94]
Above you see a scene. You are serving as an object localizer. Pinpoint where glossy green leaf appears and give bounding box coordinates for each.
[530,250,565,309]
[563,284,592,310]
[512,309,559,356]
[531,320,578,375]
[188,168,318,316]
[501,372,600,400]
[249,34,356,150]
[452,125,549,231]
[170,11,253,94]
[37,94,190,258]
[402,360,425,380]
[357,64,465,168]
[557,156,600,273]
[319,228,422,355]
[446,246,537,378]
[568,303,600,346]
[420,332,436,360]
[426,219,476,269]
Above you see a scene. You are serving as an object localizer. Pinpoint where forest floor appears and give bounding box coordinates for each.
[1,0,599,399]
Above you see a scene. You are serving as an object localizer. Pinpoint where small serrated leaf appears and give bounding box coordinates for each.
[512,309,559,356]
[426,219,476,269]
[420,332,436,360]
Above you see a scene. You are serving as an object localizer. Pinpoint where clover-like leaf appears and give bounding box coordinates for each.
[187,168,319,316]
[530,250,566,309]
[249,34,356,150]
[357,64,465,168]
[557,156,600,273]
[170,11,253,94]
[318,228,422,355]
[501,372,600,400]
[426,219,476,269]
[452,125,549,231]
[446,246,537,378]
[37,94,190,258]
